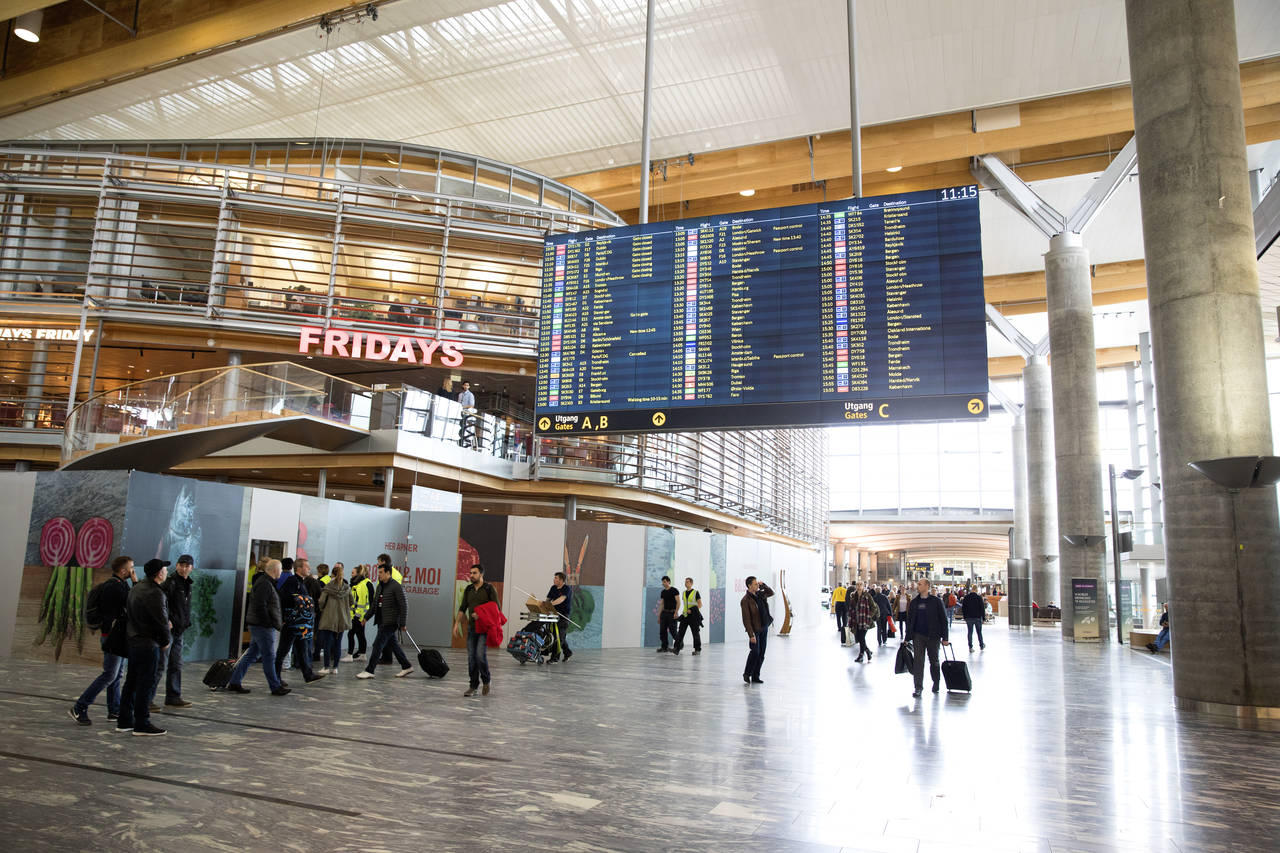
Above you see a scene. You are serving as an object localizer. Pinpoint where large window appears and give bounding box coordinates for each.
[830,410,1014,514]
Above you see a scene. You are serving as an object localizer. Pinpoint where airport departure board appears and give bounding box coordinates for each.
[534,186,988,435]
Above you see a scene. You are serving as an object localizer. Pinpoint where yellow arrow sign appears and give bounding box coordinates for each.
[537,416,551,431]
[652,411,666,426]
[967,398,985,415]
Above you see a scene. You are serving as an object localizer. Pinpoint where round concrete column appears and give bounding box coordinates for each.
[1044,233,1108,641]
[1023,358,1059,613]
[1011,413,1030,561]
[1126,0,1280,712]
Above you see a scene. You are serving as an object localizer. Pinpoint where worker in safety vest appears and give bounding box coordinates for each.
[674,577,703,656]
[348,565,374,660]
[831,582,849,635]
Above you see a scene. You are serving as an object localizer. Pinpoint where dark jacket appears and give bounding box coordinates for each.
[755,583,774,628]
[97,575,131,636]
[162,573,193,634]
[246,571,283,630]
[126,577,171,647]
[372,578,407,629]
[961,591,985,621]
[873,591,892,619]
[304,574,323,603]
[740,583,774,636]
[277,572,308,603]
[905,593,949,642]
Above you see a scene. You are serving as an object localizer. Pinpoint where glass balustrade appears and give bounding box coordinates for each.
[63,362,374,463]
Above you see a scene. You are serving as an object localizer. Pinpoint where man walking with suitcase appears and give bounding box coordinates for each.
[904,578,949,698]
[357,564,414,679]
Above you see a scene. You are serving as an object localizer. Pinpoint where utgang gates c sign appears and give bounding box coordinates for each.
[297,325,464,367]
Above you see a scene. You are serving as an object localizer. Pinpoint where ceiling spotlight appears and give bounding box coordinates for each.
[739,189,755,197]
[14,10,42,43]
[885,165,903,173]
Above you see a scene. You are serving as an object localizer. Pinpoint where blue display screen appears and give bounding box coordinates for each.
[535,185,988,435]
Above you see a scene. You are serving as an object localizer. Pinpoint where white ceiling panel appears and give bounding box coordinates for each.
[0,0,1275,183]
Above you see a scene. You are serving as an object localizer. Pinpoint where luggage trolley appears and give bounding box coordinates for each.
[507,607,560,665]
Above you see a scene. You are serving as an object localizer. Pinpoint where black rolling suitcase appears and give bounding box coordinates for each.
[404,630,449,679]
[940,644,972,692]
[204,647,249,690]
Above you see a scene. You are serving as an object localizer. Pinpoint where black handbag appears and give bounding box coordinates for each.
[894,639,914,675]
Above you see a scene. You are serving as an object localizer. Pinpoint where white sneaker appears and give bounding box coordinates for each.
[355,671,375,679]
[339,655,352,662]
[395,666,414,678]
[316,668,329,675]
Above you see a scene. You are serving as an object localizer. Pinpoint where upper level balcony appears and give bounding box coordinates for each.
[0,139,623,357]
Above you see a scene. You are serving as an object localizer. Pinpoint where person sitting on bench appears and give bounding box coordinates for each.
[1147,603,1170,653]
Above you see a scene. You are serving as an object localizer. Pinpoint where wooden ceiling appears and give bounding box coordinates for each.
[562,58,1280,224]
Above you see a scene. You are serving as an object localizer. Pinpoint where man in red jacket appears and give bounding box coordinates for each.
[454,564,498,697]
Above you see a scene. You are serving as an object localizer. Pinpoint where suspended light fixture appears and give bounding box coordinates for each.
[885,165,903,173]
[14,9,42,43]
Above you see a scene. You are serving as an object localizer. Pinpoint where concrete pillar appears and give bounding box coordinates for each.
[382,466,394,508]
[21,341,49,429]
[1011,413,1030,561]
[14,460,31,473]
[1126,0,1280,712]
[1023,358,1059,611]
[316,468,327,499]
[222,351,243,419]
[1044,232,1108,641]
[564,495,577,521]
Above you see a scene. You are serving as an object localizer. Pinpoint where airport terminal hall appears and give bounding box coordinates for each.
[2,0,1280,850]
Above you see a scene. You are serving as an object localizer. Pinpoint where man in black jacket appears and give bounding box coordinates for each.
[226,559,289,695]
[961,587,987,652]
[69,555,135,726]
[873,585,892,646]
[904,578,950,698]
[274,558,323,685]
[357,564,413,679]
[155,554,195,709]
[116,559,171,736]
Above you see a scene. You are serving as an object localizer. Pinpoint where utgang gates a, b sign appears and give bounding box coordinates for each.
[297,325,464,367]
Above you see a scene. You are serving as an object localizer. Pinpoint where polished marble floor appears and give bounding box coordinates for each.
[0,618,1276,852]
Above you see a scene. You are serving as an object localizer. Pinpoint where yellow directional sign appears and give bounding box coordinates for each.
[537,416,551,431]
[652,411,666,426]
[967,398,985,415]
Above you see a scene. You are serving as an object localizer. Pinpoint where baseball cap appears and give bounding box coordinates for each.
[143,558,170,577]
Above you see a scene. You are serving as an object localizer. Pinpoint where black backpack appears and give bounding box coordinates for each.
[85,581,107,630]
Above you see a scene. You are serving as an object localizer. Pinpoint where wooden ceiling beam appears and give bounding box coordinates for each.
[567,58,1280,219]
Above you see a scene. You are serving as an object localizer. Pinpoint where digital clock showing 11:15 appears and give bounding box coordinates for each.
[938,185,978,201]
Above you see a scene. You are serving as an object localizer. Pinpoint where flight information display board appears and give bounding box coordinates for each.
[534,185,988,435]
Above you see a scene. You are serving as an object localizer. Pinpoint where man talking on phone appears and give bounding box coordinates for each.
[740,576,773,684]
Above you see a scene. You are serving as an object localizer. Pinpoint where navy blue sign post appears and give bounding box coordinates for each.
[536,186,988,435]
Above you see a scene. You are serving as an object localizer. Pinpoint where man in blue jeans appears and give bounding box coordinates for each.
[226,559,290,696]
[356,564,414,679]
[69,555,135,726]
[116,559,172,736]
[455,564,498,696]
